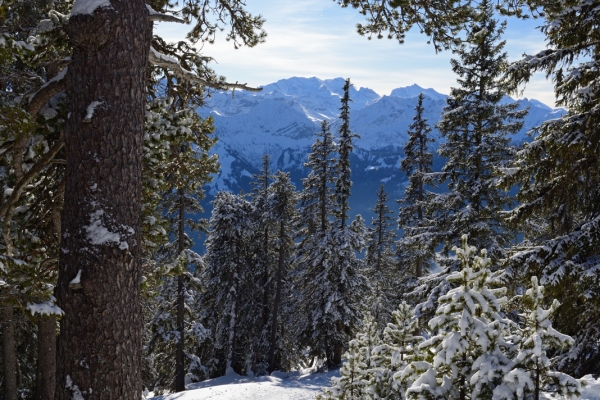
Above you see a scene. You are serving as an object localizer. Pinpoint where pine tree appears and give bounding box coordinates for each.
[407,236,513,399]
[493,277,580,400]
[501,0,600,376]
[366,184,398,328]
[397,92,436,279]
[434,1,525,260]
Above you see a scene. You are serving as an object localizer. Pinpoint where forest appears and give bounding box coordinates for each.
[0,0,598,399]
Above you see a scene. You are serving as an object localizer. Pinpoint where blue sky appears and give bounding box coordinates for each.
[155,0,557,107]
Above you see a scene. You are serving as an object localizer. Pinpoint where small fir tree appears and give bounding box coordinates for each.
[407,236,513,400]
[493,277,580,400]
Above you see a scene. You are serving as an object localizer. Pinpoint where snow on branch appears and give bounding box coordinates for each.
[146,4,185,24]
[149,47,262,92]
[26,67,67,116]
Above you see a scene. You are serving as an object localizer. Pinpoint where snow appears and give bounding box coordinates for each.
[69,269,82,287]
[149,369,341,400]
[26,296,64,316]
[71,0,113,16]
[83,101,103,122]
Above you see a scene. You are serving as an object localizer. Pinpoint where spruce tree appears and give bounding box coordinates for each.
[365,184,398,328]
[397,92,436,279]
[407,236,513,400]
[501,0,600,376]
[319,313,380,400]
[494,277,580,400]
[294,120,365,367]
[266,171,298,372]
[201,191,255,375]
[143,74,218,391]
[434,1,526,260]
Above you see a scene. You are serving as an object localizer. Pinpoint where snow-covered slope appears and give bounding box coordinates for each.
[148,370,600,400]
[148,368,339,400]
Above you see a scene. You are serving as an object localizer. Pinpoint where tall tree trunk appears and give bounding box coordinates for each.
[1,306,17,400]
[333,342,343,366]
[35,316,56,400]
[267,221,285,373]
[175,188,186,392]
[55,2,151,399]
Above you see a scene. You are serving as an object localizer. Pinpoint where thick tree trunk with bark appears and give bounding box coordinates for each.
[1,306,17,400]
[55,2,151,399]
[35,316,56,400]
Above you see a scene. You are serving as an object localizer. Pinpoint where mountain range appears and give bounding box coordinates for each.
[195,76,564,230]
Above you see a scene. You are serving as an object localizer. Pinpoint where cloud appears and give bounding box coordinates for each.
[153,0,557,106]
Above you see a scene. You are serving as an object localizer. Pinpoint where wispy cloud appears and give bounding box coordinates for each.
[154,0,557,106]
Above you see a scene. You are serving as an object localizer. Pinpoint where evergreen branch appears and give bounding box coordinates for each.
[0,137,65,242]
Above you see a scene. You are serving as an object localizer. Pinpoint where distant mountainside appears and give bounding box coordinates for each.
[195,76,564,235]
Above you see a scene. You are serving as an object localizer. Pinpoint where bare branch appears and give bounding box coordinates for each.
[26,67,68,116]
[149,47,262,92]
[146,4,185,24]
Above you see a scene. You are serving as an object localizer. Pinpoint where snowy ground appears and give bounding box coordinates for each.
[149,370,600,400]
[149,368,338,400]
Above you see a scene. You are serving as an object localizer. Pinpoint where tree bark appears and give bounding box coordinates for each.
[1,306,17,400]
[35,316,56,400]
[55,2,151,399]
[175,188,186,392]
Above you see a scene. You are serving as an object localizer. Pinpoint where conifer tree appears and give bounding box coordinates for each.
[201,191,255,375]
[142,74,218,390]
[335,78,358,229]
[501,0,600,376]
[407,236,513,399]
[266,171,299,372]
[365,185,398,328]
[294,120,365,367]
[367,302,423,399]
[494,277,580,400]
[434,1,525,260]
[319,313,380,400]
[397,93,436,279]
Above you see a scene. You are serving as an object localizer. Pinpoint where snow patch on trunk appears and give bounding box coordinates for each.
[71,0,112,16]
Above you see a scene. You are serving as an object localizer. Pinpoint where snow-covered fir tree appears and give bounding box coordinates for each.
[293,119,365,367]
[265,170,299,372]
[200,191,255,376]
[501,0,600,376]
[406,236,513,400]
[143,73,218,391]
[493,276,580,400]
[397,92,437,279]
[434,1,526,260]
[318,313,380,400]
[364,302,423,399]
[365,184,398,328]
